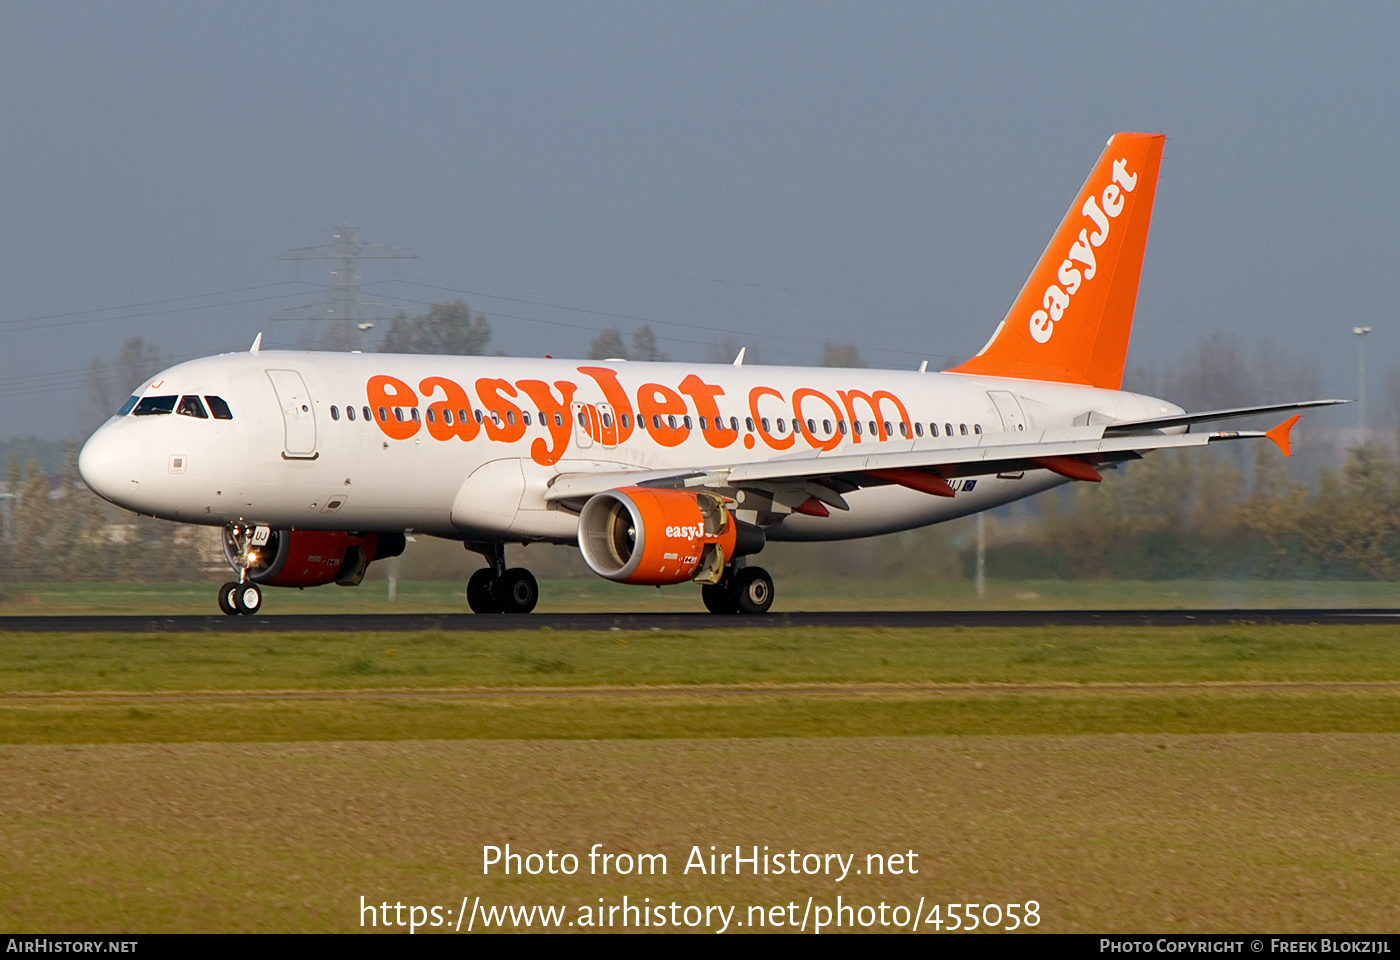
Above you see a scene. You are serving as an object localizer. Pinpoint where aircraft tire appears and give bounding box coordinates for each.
[701,582,738,614]
[218,582,240,616]
[498,567,539,614]
[732,567,774,615]
[467,568,502,614]
[233,582,262,615]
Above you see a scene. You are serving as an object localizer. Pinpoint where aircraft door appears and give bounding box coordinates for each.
[571,401,594,449]
[987,390,1028,434]
[266,369,318,459]
[596,402,618,449]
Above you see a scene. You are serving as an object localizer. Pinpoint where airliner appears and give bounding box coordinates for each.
[77,133,1341,615]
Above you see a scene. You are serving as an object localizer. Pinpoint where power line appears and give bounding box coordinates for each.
[0,282,317,331]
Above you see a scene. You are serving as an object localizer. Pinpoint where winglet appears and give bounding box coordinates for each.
[250,332,263,354]
[1265,414,1301,457]
[733,347,745,367]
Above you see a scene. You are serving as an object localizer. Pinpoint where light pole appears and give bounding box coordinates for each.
[1353,326,1371,444]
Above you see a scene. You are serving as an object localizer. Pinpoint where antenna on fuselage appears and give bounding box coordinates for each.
[733,347,746,367]
[918,360,928,373]
[250,332,263,354]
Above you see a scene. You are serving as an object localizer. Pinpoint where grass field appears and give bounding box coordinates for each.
[3,577,1399,615]
[1,619,1397,932]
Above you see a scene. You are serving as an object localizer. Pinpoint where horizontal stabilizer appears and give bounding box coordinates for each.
[1102,399,1348,436]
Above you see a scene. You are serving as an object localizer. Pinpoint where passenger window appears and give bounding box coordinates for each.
[118,395,140,416]
[684,415,692,430]
[578,411,587,427]
[914,422,923,437]
[378,407,388,422]
[974,424,983,435]
[132,396,177,416]
[176,395,208,419]
[883,420,892,436]
[776,418,785,433]
[960,423,969,435]
[637,415,646,430]
[203,396,234,420]
[347,406,356,422]
[506,411,515,426]
[823,419,832,434]
[930,423,938,437]
[331,405,341,421]
[760,417,770,433]
[730,417,739,431]
[362,406,372,422]
[393,408,405,422]
[899,422,908,438]
[555,412,565,427]
[442,409,452,425]
[700,417,709,431]
[523,411,532,426]
[474,410,484,424]
[745,417,754,432]
[602,412,612,428]
[653,415,662,430]
[869,420,877,436]
[945,423,953,436]
[411,408,421,423]
[853,420,863,436]
[425,408,435,424]
[838,420,847,435]
[619,413,630,428]
[806,418,815,434]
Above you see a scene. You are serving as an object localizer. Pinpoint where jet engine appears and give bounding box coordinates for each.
[221,528,407,588]
[577,487,764,585]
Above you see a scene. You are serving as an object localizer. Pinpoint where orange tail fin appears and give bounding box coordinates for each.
[949,132,1165,389]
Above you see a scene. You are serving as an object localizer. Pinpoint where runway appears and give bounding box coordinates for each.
[3,608,1400,632]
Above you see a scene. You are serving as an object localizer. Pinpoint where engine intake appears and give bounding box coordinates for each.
[577,487,763,585]
[222,529,406,588]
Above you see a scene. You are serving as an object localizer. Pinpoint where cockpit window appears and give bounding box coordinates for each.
[118,396,140,416]
[204,396,234,420]
[176,395,208,419]
[131,395,177,416]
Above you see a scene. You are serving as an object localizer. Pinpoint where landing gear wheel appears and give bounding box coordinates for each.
[732,566,775,615]
[218,582,240,616]
[701,581,738,614]
[498,568,539,614]
[233,582,262,615]
[467,568,502,614]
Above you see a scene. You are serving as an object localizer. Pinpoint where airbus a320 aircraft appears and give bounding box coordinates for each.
[78,133,1341,615]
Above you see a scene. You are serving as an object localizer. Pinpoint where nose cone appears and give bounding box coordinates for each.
[79,425,144,506]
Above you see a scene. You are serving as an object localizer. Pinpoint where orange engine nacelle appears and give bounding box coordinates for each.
[223,529,407,588]
[577,487,762,586]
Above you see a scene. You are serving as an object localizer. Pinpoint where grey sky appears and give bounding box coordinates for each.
[1,2,1394,439]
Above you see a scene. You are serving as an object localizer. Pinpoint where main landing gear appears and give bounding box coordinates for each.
[701,565,775,615]
[465,541,539,614]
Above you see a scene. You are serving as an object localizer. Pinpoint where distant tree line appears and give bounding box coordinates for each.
[979,442,1400,580]
[0,446,212,588]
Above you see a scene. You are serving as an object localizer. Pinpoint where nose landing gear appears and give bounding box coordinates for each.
[219,580,262,615]
[465,541,539,614]
[218,523,268,616]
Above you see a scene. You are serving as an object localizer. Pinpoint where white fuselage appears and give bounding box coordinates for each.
[78,350,1182,544]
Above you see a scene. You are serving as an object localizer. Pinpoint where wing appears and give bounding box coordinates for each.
[544,404,1341,512]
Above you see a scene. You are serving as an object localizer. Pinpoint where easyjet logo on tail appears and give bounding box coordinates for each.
[1029,158,1138,344]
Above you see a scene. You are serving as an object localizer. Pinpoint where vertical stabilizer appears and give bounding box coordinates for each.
[949,132,1165,389]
